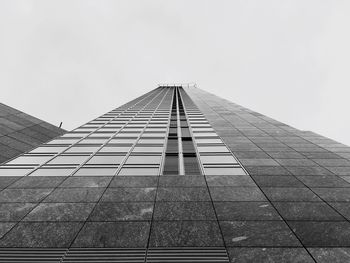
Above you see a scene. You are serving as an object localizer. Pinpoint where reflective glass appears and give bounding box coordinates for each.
[31,146,68,153]
[62,133,88,138]
[0,168,33,176]
[132,146,163,153]
[7,155,54,165]
[200,155,237,164]
[138,139,164,144]
[99,146,131,153]
[115,133,140,137]
[88,133,114,138]
[48,155,89,165]
[78,138,107,144]
[198,146,230,153]
[66,146,100,153]
[126,155,161,164]
[109,138,137,144]
[194,133,217,137]
[87,155,125,164]
[47,139,79,144]
[141,133,166,138]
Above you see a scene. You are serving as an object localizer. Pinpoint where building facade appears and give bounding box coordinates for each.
[0,102,66,164]
[0,86,349,262]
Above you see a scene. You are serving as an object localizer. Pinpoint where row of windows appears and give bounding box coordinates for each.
[0,87,247,176]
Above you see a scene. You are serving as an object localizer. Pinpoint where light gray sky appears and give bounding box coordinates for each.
[1,0,350,145]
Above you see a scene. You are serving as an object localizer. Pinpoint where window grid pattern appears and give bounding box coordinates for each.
[0,87,245,176]
[0,87,172,176]
[179,88,247,176]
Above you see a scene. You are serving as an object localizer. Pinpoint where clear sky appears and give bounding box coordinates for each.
[1,0,349,145]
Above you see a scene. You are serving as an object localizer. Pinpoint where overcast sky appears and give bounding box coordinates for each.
[1,0,349,145]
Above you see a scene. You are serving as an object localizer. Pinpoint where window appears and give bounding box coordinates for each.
[65,146,100,153]
[126,155,161,165]
[30,146,68,154]
[7,155,54,165]
[115,133,140,137]
[88,133,114,138]
[74,167,118,176]
[109,138,137,144]
[195,138,222,144]
[0,168,33,176]
[62,133,88,138]
[141,133,166,138]
[192,128,214,132]
[132,146,163,153]
[99,146,131,153]
[87,155,125,165]
[47,139,79,144]
[138,138,164,144]
[193,132,217,137]
[78,138,107,144]
[48,155,89,165]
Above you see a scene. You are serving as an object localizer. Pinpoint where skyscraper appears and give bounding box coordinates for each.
[0,85,349,262]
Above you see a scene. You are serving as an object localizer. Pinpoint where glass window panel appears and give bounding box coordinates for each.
[132,147,163,153]
[115,133,140,137]
[30,147,68,153]
[87,155,125,164]
[138,139,164,144]
[144,128,167,132]
[102,125,122,128]
[122,128,143,132]
[147,124,167,127]
[74,128,96,132]
[198,146,230,153]
[192,128,214,132]
[109,138,137,144]
[7,155,54,165]
[204,167,246,175]
[29,168,75,176]
[74,167,117,176]
[190,124,211,127]
[194,133,217,137]
[99,146,131,153]
[88,133,114,138]
[48,155,89,165]
[78,138,107,144]
[98,128,120,132]
[126,155,161,164]
[200,155,237,164]
[62,133,88,138]
[118,167,159,176]
[0,168,33,176]
[141,133,165,138]
[47,139,79,144]
[66,146,100,153]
